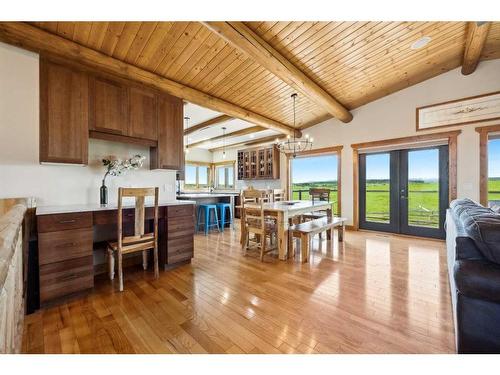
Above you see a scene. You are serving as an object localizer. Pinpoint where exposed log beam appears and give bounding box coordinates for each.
[0,22,300,137]
[184,115,232,135]
[188,125,266,148]
[209,134,285,152]
[462,21,491,75]
[202,21,353,123]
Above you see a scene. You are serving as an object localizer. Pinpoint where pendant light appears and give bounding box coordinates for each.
[222,126,227,159]
[184,116,190,154]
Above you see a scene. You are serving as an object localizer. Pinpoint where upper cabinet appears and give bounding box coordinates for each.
[237,145,280,180]
[39,58,184,170]
[152,95,184,170]
[128,87,158,141]
[89,77,128,135]
[40,59,89,164]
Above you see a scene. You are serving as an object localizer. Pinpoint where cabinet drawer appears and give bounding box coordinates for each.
[38,212,92,233]
[167,205,194,218]
[40,256,93,303]
[167,246,193,264]
[168,236,194,254]
[38,228,93,265]
[167,216,194,233]
[93,207,161,225]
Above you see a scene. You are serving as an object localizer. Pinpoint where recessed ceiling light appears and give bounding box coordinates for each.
[249,133,255,139]
[410,36,432,50]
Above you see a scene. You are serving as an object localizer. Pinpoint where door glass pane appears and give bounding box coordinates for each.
[407,149,439,228]
[185,165,197,188]
[488,138,500,206]
[365,153,390,223]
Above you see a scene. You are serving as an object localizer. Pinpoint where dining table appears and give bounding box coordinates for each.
[238,200,333,260]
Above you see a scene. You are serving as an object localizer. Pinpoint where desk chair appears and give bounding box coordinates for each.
[107,187,159,292]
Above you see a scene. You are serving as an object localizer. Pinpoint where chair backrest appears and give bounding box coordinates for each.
[273,189,285,202]
[117,187,159,248]
[242,201,265,231]
[309,188,331,203]
[241,189,267,229]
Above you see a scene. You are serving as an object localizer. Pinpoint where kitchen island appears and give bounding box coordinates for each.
[177,192,239,229]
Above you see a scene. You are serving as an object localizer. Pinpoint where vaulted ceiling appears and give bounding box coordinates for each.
[10,21,500,148]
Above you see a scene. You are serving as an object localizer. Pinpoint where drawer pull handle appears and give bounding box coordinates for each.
[56,242,77,248]
[59,219,76,224]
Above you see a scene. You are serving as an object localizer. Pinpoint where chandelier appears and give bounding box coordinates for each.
[276,93,313,158]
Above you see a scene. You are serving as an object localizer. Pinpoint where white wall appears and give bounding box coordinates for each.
[303,59,500,225]
[0,42,177,207]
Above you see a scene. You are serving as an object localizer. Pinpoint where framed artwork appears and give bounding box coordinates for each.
[416,91,500,131]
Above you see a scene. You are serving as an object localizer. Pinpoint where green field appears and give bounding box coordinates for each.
[291,181,338,214]
[488,177,500,202]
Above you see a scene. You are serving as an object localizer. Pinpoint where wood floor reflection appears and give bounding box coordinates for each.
[22,222,455,353]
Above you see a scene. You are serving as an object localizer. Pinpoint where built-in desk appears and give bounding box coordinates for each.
[35,200,196,306]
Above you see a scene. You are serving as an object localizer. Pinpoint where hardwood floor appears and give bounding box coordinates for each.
[22,222,455,353]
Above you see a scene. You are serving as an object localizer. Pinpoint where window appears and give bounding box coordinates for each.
[184,163,211,190]
[290,152,340,215]
[488,137,500,205]
[215,164,235,189]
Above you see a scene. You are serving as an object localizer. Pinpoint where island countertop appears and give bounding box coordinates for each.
[36,200,196,216]
[177,192,239,199]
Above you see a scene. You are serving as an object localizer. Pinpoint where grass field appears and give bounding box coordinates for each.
[292,177,500,228]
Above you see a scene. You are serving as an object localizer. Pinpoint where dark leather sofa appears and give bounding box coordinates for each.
[446,198,500,353]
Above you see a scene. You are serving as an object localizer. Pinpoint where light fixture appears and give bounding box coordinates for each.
[276,93,313,158]
[410,36,431,50]
[249,133,255,139]
[222,126,227,159]
[184,116,190,154]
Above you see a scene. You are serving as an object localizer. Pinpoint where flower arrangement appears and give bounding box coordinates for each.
[99,154,146,204]
[102,154,146,183]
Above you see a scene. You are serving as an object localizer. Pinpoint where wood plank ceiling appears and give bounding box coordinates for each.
[29,21,500,131]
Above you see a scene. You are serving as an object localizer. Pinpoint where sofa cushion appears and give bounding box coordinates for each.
[454,260,500,303]
[450,198,500,265]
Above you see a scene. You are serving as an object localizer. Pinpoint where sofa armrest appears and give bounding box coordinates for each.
[454,260,500,303]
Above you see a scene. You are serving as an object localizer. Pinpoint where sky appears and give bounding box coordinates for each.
[291,155,338,183]
[489,139,500,178]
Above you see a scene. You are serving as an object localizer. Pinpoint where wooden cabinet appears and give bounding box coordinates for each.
[89,76,128,135]
[37,211,94,305]
[237,145,280,180]
[40,58,184,170]
[164,205,194,267]
[151,95,184,170]
[40,59,89,164]
[128,87,158,141]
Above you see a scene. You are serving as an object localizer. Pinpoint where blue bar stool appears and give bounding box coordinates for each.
[196,204,220,235]
[216,202,233,231]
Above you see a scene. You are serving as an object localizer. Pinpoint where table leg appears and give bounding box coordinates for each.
[277,211,288,260]
[339,223,345,242]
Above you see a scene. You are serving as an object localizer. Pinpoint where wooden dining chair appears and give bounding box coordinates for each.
[107,187,159,292]
[241,192,277,261]
[272,189,285,202]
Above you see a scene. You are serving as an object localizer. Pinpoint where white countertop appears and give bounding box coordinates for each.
[36,200,196,216]
[178,193,238,199]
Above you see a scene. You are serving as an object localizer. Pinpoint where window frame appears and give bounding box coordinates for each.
[214,161,236,190]
[286,146,343,216]
[183,162,212,190]
[476,124,500,206]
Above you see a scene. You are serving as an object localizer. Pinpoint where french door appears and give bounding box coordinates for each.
[359,146,449,239]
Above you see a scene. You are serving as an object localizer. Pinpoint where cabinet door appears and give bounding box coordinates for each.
[89,77,128,135]
[128,87,157,141]
[153,95,184,170]
[40,60,89,164]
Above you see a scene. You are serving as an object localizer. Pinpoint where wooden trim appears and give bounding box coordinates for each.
[286,146,343,216]
[89,130,157,148]
[415,91,500,131]
[202,22,353,123]
[184,115,232,135]
[0,22,298,137]
[351,131,460,230]
[209,134,285,152]
[188,126,265,148]
[351,130,462,150]
[476,123,500,206]
[462,22,491,75]
[352,149,359,231]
